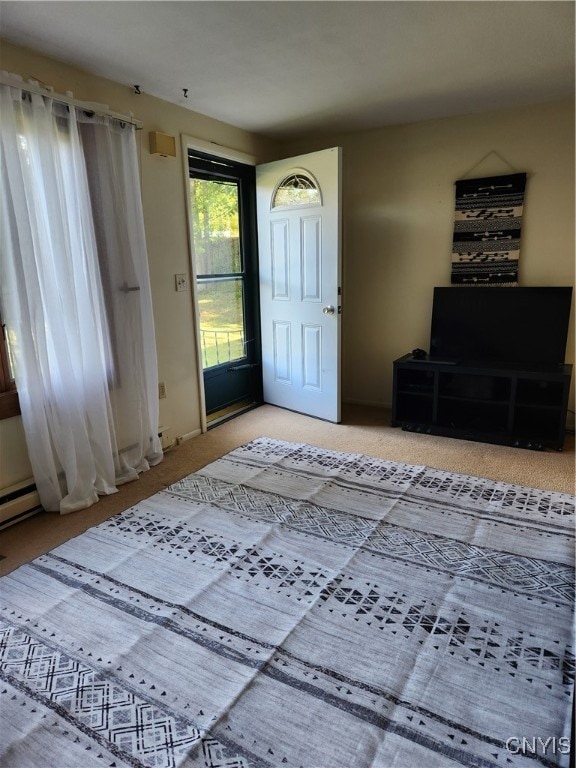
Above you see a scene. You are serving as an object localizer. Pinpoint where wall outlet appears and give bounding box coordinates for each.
[175,273,189,292]
[158,381,167,399]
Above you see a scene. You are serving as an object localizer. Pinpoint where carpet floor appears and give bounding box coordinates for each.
[0,404,574,576]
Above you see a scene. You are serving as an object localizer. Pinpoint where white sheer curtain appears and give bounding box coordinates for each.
[0,76,162,514]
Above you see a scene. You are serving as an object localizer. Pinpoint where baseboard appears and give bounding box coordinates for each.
[343,398,391,409]
[176,428,202,444]
[0,480,42,529]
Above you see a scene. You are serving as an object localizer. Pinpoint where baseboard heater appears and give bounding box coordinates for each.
[0,480,42,530]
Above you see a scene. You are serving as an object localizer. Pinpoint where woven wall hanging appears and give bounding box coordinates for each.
[451,172,527,285]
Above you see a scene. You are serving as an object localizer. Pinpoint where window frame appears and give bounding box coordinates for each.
[188,149,262,413]
[0,318,20,419]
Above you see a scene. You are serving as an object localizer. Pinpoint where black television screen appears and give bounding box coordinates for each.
[429,287,573,366]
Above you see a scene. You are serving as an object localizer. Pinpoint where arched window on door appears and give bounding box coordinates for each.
[271,170,322,209]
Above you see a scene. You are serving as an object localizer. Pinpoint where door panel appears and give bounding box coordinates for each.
[271,220,290,300]
[273,321,292,384]
[257,148,342,422]
[301,216,321,301]
[302,324,322,390]
[196,278,246,368]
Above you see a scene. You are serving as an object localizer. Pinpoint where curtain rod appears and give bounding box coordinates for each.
[0,72,143,130]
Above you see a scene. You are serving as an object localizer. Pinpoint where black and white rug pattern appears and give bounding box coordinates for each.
[1,438,573,767]
[451,173,527,285]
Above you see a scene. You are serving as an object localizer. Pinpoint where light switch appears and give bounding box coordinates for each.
[175,274,189,292]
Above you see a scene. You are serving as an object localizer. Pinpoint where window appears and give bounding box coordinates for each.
[272,171,321,209]
[190,174,246,369]
[0,316,20,419]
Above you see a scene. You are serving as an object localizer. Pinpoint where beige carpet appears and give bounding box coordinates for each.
[1,403,574,575]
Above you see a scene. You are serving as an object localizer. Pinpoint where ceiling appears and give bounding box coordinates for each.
[0,1,574,141]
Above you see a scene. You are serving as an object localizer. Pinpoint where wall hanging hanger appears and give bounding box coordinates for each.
[460,150,520,180]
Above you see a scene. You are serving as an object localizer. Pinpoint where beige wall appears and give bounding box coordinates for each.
[0,40,279,490]
[1,40,574,491]
[284,102,575,418]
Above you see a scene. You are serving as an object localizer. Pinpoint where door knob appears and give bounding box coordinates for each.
[322,305,335,315]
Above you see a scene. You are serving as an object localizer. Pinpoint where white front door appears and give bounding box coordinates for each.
[256,147,342,422]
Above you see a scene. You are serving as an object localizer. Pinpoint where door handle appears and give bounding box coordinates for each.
[322,305,335,315]
[227,363,260,372]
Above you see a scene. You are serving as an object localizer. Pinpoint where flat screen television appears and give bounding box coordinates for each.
[429,287,573,366]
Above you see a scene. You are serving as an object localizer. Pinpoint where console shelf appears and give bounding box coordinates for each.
[391,355,573,451]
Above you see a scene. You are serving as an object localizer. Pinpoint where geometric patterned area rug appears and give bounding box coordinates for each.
[1,438,574,767]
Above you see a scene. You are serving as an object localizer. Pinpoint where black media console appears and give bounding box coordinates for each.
[391,354,573,451]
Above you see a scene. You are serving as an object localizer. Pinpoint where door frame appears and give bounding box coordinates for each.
[181,135,258,433]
